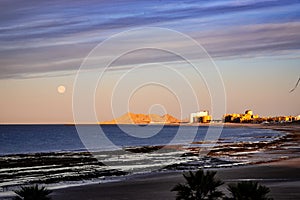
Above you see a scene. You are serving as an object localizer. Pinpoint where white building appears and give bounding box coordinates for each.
[190,111,210,123]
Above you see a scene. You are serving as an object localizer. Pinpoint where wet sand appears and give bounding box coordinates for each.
[51,159,300,200]
[51,124,300,200]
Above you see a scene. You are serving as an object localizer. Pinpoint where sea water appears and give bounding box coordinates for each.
[0,124,286,192]
[0,125,282,155]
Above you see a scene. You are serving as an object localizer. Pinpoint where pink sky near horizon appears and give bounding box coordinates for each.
[1,56,299,124]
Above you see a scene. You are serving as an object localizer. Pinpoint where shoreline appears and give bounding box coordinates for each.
[51,123,300,200]
[1,123,299,199]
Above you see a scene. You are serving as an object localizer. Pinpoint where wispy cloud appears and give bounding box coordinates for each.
[1,0,300,79]
[199,22,300,58]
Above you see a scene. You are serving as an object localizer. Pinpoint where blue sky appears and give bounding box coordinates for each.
[0,0,299,123]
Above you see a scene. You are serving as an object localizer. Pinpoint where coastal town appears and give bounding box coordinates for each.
[190,109,300,124]
[223,110,300,124]
[100,110,300,125]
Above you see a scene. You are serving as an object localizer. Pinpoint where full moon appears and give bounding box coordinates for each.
[57,85,66,94]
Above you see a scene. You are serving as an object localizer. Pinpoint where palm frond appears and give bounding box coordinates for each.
[227,181,273,200]
[171,169,224,200]
[14,185,52,200]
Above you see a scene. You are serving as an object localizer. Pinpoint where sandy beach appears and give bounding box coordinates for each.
[49,123,300,200]
[51,158,300,200]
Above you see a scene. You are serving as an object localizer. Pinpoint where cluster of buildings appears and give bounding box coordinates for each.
[189,109,300,124]
[223,110,300,124]
[223,110,259,123]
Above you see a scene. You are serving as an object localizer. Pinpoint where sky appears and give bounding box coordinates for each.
[0,0,300,123]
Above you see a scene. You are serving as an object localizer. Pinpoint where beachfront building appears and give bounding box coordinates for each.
[258,115,299,123]
[190,110,212,123]
[224,109,259,123]
[269,116,294,123]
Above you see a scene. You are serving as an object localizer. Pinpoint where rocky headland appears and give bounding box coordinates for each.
[100,112,181,124]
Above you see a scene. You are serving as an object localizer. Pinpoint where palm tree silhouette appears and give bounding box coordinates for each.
[171,169,224,200]
[14,185,52,200]
[224,181,273,200]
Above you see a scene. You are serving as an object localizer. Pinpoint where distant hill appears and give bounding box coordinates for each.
[100,112,181,124]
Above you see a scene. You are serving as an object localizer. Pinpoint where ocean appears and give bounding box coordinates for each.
[0,124,289,192]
